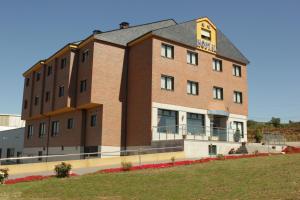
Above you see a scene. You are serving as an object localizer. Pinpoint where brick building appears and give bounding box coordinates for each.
[21,17,249,157]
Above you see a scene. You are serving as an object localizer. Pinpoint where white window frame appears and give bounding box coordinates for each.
[187,51,198,65]
[187,81,199,95]
[161,75,174,91]
[161,43,174,59]
[213,87,223,100]
[233,91,243,104]
[212,59,222,72]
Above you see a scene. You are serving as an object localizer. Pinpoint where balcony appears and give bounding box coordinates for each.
[152,125,243,142]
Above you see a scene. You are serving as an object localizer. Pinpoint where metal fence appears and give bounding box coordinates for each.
[0,146,183,166]
[263,133,286,145]
[152,125,243,142]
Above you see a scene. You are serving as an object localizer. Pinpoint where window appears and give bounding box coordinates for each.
[82,49,89,62]
[234,91,243,104]
[39,122,46,137]
[233,121,244,138]
[160,75,174,91]
[25,78,30,87]
[187,51,198,65]
[51,121,59,136]
[0,149,2,159]
[45,91,50,102]
[187,113,205,135]
[67,118,74,129]
[213,87,223,100]
[80,80,87,93]
[161,43,174,59]
[47,65,52,76]
[38,151,43,161]
[36,72,40,81]
[91,115,97,127]
[34,96,39,106]
[212,59,222,72]
[58,86,64,97]
[157,109,178,133]
[27,125,34,138]
[6,148,15,158]
[201,29,211,41]
[208,145,217,155]
[187,81,199,95]
[61,58,67,69]
[24,100,28,109]
[233,65,242,77]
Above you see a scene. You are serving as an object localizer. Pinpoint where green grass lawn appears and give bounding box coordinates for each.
[1,154,300,200]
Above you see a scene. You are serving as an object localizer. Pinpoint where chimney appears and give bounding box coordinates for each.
[93,30,102,35]
[119,22,129,29]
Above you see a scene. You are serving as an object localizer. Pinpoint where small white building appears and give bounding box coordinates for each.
[0,114,25,163]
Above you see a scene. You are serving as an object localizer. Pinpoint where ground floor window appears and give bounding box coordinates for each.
[187,113,205,135]
[6,148,15,158]
[157,109,178,133]
[233,121,244,138]
[208,145,217,155]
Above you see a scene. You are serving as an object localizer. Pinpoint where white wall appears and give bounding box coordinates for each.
[0,127,24,160]
[184,140,241,158]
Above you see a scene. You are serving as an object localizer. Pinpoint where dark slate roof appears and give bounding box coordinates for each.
[152,20,249,64]
[94,19,177,46]
[92,19,249,64]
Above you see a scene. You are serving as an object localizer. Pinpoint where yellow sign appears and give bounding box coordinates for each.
[196,17,217,53]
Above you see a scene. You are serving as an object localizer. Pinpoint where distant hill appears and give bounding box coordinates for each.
[247,119,300,142]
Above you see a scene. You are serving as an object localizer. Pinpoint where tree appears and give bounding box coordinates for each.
[269,117,281,127]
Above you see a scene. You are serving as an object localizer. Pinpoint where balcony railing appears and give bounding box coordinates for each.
[152,125,242,142]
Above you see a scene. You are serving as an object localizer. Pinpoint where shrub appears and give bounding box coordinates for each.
[121,161,132,171]
[54,162,72,178]
[228,148,236,154]
[0,168,9,184]
[171,156,175,165]
[254,131,263,143]
[217,154,225,160]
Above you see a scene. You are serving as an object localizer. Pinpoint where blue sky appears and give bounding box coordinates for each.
[0,0,299,122]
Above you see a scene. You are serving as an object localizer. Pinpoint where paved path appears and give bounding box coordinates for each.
[7,158,189,180]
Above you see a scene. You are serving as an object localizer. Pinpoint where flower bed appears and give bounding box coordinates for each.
[282,146,300,154]
[4,173,78,185]
[100,153,272,174]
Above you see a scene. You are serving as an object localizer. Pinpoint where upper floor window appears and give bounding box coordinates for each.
[25,78,30,87]
[61,58,67,69]
[161,43,174,59]
[39,122,46,138]
[34,96,39,106]
[45,91,50,102]
[82,49,89,63]
[67,118,74,129]
[233,65,242,77]
[91,114,97,127]
[47,65,52,76]
[27,125,33,138]
[212,59,222,72]
[58,86,64,97]
[80,80,87,93]
[24,100,28,109]
[213,87,223,100]
[187,81,199,95]
[161,75,174,91]
[201,29,211,41]
[36,72,41,81]
[233,91,243,104]
[51,121,59,136]
[187,51,198,65]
